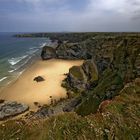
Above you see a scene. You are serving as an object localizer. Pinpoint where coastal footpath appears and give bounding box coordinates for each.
[0,33,140,139]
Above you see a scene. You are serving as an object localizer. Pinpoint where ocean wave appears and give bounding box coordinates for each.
[8,69,16,73]
[8,55,28,66]
[28,42,47,52]
[0,77,7,82]
[40,42,47,48]
[29,46,41,50]
[8,42,46,73]
[12,56,32,72]
[27,49,39,55]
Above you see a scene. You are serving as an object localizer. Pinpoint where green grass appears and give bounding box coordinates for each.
[0,79,139,140]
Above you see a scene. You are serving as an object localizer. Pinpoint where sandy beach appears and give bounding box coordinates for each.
[0,59,83,110]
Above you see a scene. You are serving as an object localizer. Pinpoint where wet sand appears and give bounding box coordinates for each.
[0,59,83,110]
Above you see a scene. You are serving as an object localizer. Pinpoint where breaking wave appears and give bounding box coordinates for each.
[0,77,7,82]
[8,55,28,66]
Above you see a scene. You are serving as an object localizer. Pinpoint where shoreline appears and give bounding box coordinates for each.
[0,52,41,88]
[0,59,83,111]
[0,56,41,97]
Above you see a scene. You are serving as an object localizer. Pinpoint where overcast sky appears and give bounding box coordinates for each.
[0,0,140,32]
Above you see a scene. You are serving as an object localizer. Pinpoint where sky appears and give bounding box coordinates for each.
[0,0,140,32]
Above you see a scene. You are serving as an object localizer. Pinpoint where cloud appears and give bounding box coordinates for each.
[88,0,140,18]
[0,0,140,32]
[15,0,68,6]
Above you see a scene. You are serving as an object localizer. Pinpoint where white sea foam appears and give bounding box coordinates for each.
[8,42,47,74]
[19,69,25,75]
[8,55,28,66]
[8,57,31,78]
[8,55,32,73]
[13,56,32,71]
[29,47,37,50]
[0,77,7,82]
[27,49,39,55]
[40,42,47,48]
[8,69,15,73]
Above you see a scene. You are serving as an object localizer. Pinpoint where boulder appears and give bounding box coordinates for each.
[40,38,97,60]
[41,46,56,60]
[34,76,45,82]
[30,106,54,119]
[56,42,94,59]
[82,60,98,83]
[63,98,82,112]
[68,66,87,90]
[0,99,5,104]
[65,59,98,91]
[0,101,29,120]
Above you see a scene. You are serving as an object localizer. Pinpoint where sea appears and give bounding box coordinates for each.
[0,32,50,87]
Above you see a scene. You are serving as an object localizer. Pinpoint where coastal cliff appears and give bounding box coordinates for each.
[40,34,140,116]
[0,33,140,140]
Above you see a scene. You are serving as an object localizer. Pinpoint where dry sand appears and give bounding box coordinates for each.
[0,59,83,110]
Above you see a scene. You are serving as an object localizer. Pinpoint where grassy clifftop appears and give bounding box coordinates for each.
[0,78,139,140]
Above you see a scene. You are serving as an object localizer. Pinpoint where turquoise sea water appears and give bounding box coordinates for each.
[0,32,48,86]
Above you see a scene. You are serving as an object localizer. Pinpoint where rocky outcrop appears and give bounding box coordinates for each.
[30,106,53,119]
[63,97,82,112]
[41,36,116,62]
[34,76,45,82]
[26,97,82,119]
[41,46,56,60]
[56,42,93,59]
[41,38,98,60]
[0,101,29,120]
[64,59,98,91]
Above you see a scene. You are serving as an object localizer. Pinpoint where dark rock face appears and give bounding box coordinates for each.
[96,58,111,73]
[68,66,87,90]
[63,98,82,112]
[41,46,56,60]
[0,101,29,120]
[32,106,53,118]
[0,99,4,104]
[56,43,91,59]
[41,39,97,60]
[65,59,98,91]
[41,37,116,62]
[27,97,82,119]
[34,76,45,82]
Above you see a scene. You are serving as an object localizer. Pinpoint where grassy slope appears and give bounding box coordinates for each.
[0,79,139,140]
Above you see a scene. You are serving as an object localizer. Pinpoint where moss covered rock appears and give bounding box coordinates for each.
[65,60,98,92]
